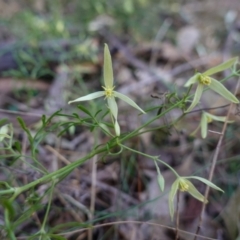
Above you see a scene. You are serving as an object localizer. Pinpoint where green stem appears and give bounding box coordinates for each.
[119,144,179,177]
[9,145,108,200]
[40,182,55,232]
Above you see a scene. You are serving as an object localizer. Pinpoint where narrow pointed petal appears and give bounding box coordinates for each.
[184,73,201,87]
[68,92,105,104]
[190,123,201,137]
[114,120,120,136]
[186,176,224,192]
[185,83,203,112]
[0,125,10,142]
[204,112,233,123]
[104,44,113,88]
[107,97,118,120]
[201,113,208,138]
[185,180,208,203]
[169,179,179,221]
[203,57,238,76]
[209,78,239,103]
[157,174,165,192]
[114,91,146,114]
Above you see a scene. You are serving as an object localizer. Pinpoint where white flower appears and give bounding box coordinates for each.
[68,44,146,136]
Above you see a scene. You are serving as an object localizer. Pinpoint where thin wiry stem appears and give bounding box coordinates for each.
[17,220,218,240]
[194,77,240,239]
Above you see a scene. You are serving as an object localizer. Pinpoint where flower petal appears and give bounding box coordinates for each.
[185,83,204,112]
[185,176,224,192]
[114,120,120,136]
[209,78,239,103]
[157,173,165,192]
[0,125,10,142]
[184,73,201,87]
[201,112,208,138]
[203,57,238,76]
[204,112,234,123]
[114,91,146,114]
[107,97,118,120]
[169,179,179,221]
[185,180,208,203]
[104,44,114,88]
[68,92,105,104]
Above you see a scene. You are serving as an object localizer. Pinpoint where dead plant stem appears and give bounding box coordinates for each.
[194,78,240,239]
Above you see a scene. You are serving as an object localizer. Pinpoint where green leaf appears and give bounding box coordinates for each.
[186,176,224,192]
[114,91,146,114]
[0,118,8,126]
[41,115,46,125]
[203,57,238,76]
[157,174,165,192]
[1,199,15,220]
[185,180,208,203]
[13,141,22,153]
[169,179,179,221]
[184,73,201,87]
[68,91,105,104]
[77,105,93,117]
[49,234,67,240]
[104,43,114,88]
[17,117,33,143]
[201,113,208,138]
[185,83,204,112]
[99,123,112,136]
[209,78,239,103]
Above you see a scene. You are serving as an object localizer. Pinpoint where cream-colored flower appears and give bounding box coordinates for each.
[191,111,234,138]
[68,44,146,136]
[184,57,239,112]
[169,176,224,220]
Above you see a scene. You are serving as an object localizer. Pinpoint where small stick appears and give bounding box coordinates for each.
[194,78,240,239]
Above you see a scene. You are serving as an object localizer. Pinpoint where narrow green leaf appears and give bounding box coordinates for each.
[49,234,67,240]
[77,105,93,117]
[114,91,146,114]
[184,73,201,87]
[201,113,208,138]
[209,78,239,103]
[13,141,22,153]
[68,91,104,104]
[94,109,102,118]
[186,176,224,192]
[0,118,8,126]
[17,117,33,142]
[185,180,208,203]
[169,179,179,221]
[99,123,113,136]
[1,199,15,220]
[185,83,203,112]
[41,115,46,125]
[203,57,238,76]
[104,44,114,88]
